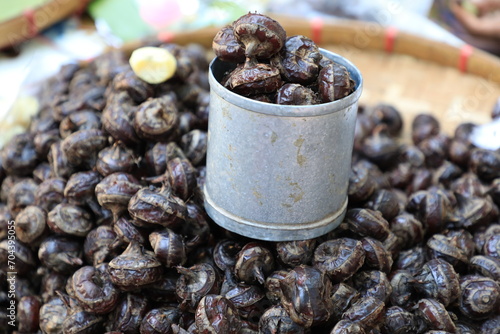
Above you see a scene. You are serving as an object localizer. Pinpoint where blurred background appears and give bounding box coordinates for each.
[1,0,499,147]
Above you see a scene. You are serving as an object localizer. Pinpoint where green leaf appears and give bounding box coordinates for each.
[88,0,154,42]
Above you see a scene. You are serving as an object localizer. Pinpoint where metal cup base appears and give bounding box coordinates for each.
[204,185,347,241]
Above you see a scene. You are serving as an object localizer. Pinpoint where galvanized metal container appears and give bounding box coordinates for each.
[204,49,363,241]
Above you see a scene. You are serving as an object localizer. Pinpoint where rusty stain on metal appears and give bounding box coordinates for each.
[294,136,306,166]
[271,131,278,144]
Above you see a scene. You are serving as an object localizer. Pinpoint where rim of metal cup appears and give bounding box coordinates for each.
[208,48,363,117]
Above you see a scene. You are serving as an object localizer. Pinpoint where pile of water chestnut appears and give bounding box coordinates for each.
[1,12,500,334]
[213,13,355,105]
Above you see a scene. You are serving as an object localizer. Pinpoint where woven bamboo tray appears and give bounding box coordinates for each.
[124,15,500,142]
[0,0,85,50]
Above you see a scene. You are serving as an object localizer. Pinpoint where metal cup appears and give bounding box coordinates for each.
[204,49,363,241]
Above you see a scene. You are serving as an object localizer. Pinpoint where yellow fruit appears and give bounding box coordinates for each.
[129,46,177,84]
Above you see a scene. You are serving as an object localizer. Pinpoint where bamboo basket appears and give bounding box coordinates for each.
[0,0,85,50]
[123,15,500,142]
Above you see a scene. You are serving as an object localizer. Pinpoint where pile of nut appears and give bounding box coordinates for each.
[1,15,500,334]
[213,13,355,105]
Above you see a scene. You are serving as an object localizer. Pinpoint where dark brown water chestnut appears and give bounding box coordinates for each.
[63,171,101,205]
[342,296,385,330]
[450,192,496,229]
[406,190,452,236]
[412,114,440,145]
[272,35,321,85]
[418,133,451,168]
[72,263,120,314]
[84,225,118,266]
[459,275,500,320]
[221,271,266,320]
[279,265,334,328]
[181,129,207,166]
[259,305,306,334]
[469,148,500,182]
[34,129,60,161]
[415,298,456,333]
[330,282,360,321]
[426,234,469,273]
[7,178,38,218]
[224,60,283,96]
[389,269,417,309]
[176,262,221,312]
[413,259,460,307]
[213,239,243,272]
[448,139,471,167]
[96,141,139,177]
[38,236,83,274]
[40,270,68,303]
[1,133,38,176]
[275,83,317,105]
[469,255,500,281]
[102,91,141,146]
[61,129,108,168]
[39,296,67,334]
[346,208,390,241]
[313,237,365,283]
[35,177,66,212]
[394,246,426,274]
[149,228,187,268]
[111,293,149,334]
[234,242,275,285]
[276,238,317,267]
[361,237,393,273]
[108,242,163,290]
[390,213,424,250]
[32,162,52,183]
[195,294,242,334]
[59,110,102,139]
[165,157,197,201]
[264,270,289,305]
[366,103,403,137]
[17,295,41,333]
[348,163,377,203]
[330,319,367,334]
[382,306,417,334]
[134,95,179,142]
[47,203,93,237]
[213,25,246,63]
[364,189,401,222]
[232,13,286,59]
[128,184,187,229]
[353,270,393,303]
[433,161,463,187]
[317,62,354,102]
[450,172,485,198]
[96,172,142,221]
[58,292,105,334]
[139,307,180,334]
[112,69,154,104]
[112,215,147,246]
[15,205,47,244]
[144,142,187,176]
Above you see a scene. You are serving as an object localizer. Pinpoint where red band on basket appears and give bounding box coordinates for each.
[310,17,324,45]
[459,44,473,73]
[75,0,91,17]
[157,31,175,43]
[23,9,37,37]
[384,26,398,53]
